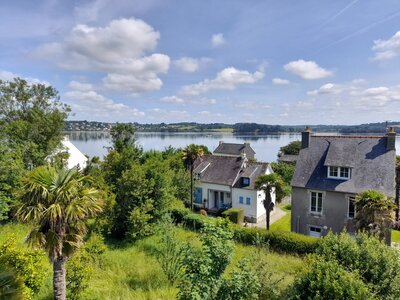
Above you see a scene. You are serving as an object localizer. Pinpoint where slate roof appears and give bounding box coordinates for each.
[233,162,269,190]
[291,136,396,197]
[194,155,269,189]
[213,142,256,158]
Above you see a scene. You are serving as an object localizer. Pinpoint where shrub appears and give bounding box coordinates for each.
[233,227,318,254]
[170,207,191,224]
[287,258,371,300]
[222,208,244,225]
[0,237,46,299]
[182,213,210,231]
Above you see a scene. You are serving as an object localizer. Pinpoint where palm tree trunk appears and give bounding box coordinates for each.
[53,257,67,300]
[266,208,270,230]
[190,164,194,211]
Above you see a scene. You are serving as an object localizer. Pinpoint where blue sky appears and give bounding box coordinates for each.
[1,0,400,124]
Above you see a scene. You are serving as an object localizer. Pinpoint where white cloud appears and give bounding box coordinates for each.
[372,31,400,61]
[272,78,290,85]
[0,70,49,85]
[68,80,94,92]
[65,82,145,121]
[180,67,264,96]
[160,96,217,105]
[284,59,333,80]
[173,57,210,73]
[234,101,271,110]
[197,111,223,118]
[33,18,170,93]
[211,33,225,47]
[307,83,343,95]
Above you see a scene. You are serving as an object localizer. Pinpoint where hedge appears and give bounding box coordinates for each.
[222,208,244,225]
[169,208,318,255]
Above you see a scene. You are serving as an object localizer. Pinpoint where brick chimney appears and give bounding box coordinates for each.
[301,127,311,149]
[386,127,396,151]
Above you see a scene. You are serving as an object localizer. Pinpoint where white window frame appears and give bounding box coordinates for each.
[327,166,351,180]
[347,195,356,219]
[309,190,324,215]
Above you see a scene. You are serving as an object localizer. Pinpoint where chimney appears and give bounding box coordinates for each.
[219,140,224,145]
[244,142,250,146]
[386,127,396,151]
[301,127,311,149]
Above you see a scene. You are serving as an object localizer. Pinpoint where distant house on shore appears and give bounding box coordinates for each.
[194,142,274,223]
[291,127,396,238]
[213,141,256,160]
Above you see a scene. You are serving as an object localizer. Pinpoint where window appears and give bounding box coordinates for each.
[329,166,338,177]
[239,196,244,204]
[242,177,250,186]
[309,226,322,237]
[310,191,323,214]
[327,166,351,180]
[246,197,251,205]
[348,196,356,218]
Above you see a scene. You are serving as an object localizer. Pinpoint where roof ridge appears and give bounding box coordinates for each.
[313,135,383,139]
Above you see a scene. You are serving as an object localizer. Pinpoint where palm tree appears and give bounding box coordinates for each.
[395,156,400,221]
[255,173,286,230]
[0,265,23,300]
[17,166,103,300]
[182,144,205,211]
[354,190,395,242]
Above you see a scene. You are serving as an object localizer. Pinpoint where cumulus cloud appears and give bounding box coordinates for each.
[211,33,225,47]
[33,18,170,93]
[180,67,264,96]
[272,77,290,85]
[160,95,216,105]
[307,83,343,95]
[284,59,333,80]
[173,57,210,73]
[372,31,400,61]
[0,70,49,85]
[65,81,145,121]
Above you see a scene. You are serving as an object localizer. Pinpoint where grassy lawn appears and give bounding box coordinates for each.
[392,229,400,243]
[270,202,291,232]
[0,223,304,300]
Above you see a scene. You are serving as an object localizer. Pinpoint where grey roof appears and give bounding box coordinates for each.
[213,142,255,157]
[292,136,396,197]
[194,155,269,189]
[278,154,298,163]
[194,155,244,186]
[233,162,269,190]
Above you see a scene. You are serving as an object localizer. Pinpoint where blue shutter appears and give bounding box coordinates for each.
[194,188,203,204]
[239,196,243,204]
[246,197,251,205]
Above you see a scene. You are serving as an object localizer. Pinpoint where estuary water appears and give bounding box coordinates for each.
[65,131,400,163]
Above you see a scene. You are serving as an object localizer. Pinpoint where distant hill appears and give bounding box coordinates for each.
[64,120,399,134]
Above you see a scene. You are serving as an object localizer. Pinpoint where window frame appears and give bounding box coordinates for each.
[308,225,322,237]
[347,195,356,219]
[309,190,324,215]
[327,166,351,180]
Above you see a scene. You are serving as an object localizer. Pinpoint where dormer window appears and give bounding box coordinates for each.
[242,177,250,186]
[327,166,351,180]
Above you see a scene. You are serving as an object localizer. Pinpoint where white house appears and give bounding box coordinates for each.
[193,154,275,223]
[48,137,88,169]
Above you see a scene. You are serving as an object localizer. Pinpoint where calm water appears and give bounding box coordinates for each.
[65,131,400,163]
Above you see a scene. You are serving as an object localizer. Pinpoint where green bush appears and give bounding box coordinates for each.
[287,258,371,299]
[182,213,210,231]
[170,207,191,223]
[0,237,46,299]
[233,227,318,255]
[222,208,244,225]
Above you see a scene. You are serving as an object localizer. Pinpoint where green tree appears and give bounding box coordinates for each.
[182,144,206,211]
[270,161,295,185]
[255,174,287,230]
[279,140,301,155]
[0,78,70,168]
[354,190,395,241]
[16,166,103,300]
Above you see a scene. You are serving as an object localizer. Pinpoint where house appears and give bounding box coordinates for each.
[213,141,256,160]
[48,137,88,169]
[193,153,274,223]
[291,127,396,238]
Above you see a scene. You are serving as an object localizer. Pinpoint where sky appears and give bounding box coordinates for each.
[1,0,400,125]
